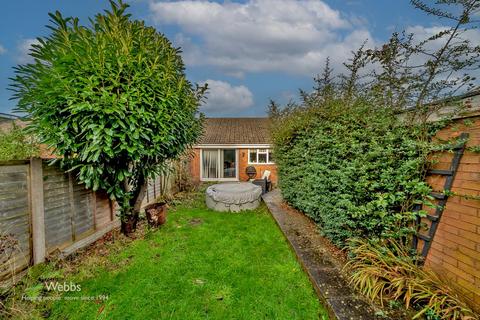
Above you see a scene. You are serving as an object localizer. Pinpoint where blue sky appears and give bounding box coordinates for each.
[0,0,453,116]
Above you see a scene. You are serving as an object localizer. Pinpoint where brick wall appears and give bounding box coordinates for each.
[423,116,480,309]
[189,148,278,184]
[238,148,277,183]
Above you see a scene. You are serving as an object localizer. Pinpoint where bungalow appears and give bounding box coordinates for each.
[189,118,277,184]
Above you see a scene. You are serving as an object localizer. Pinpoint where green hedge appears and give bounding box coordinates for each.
[271,99,430,247]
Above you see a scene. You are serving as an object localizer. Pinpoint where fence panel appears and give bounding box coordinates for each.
[72,180,94,239]
[0,159,174,281]
[147,178,155,204]
[95,191,113,228]
[0,163,31,278]
[154,176,161,199]
[43,163,73,251]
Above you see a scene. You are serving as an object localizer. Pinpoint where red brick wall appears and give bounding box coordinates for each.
[189,148,278,184]
[423,116,480,309]
[238,148,278,184]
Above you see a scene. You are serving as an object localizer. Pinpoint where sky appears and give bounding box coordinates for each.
[0,0,468,117]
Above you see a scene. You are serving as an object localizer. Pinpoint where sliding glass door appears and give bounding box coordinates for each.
[201,149,237,181]
[202,149,219,179]
[222,149,236,178]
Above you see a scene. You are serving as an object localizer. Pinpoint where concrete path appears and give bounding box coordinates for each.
[263,189,386,320]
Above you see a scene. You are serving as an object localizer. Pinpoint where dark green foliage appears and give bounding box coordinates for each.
[270,0,480,248]
[271,99,431,246]
[10,1,204,223]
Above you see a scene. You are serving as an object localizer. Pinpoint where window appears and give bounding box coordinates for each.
[201,149,237,180]
[248,148,274,164]
[249,149,257,163]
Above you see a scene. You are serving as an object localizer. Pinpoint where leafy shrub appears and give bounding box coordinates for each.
[346,239,478,319]
[271,98,431,246]
[10,1,204,232]
[172,152,196,193]
[0,123,39,161]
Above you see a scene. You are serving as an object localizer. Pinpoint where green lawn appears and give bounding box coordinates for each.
[44,193,327,319]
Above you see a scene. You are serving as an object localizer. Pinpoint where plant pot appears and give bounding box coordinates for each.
[145,202,167,227]
[121,213,139,235]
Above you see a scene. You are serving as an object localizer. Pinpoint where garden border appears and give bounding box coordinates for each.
[263,190,390,320]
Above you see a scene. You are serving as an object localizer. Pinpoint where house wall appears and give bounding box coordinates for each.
[189,148,278,184]
[420,115,480,310]
[238,148,277,183]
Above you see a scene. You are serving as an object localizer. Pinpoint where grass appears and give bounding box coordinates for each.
[6,191,328,319]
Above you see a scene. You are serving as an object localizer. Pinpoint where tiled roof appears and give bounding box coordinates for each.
[0,118,27,132]
[198,118,272,145]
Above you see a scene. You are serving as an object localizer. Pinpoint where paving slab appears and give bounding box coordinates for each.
[263,189,388,320]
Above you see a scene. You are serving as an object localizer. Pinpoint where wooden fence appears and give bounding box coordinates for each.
[0,158,173,281]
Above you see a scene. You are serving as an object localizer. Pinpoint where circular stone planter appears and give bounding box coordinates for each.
[206,182,262,212]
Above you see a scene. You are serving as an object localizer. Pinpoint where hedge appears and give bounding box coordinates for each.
[271,99,431,247]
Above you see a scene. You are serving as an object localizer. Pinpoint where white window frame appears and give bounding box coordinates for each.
[248,148,274,165]
[200,148,239,182]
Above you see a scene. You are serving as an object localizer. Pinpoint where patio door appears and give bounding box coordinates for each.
[201,149,238,181]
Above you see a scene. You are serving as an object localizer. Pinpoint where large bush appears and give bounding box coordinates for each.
[10,1,204,233]
[271,99,431,246]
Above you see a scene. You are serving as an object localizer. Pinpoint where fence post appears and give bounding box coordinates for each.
[30,158,46,264]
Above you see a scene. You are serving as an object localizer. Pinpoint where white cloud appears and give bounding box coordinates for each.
[401,25,480,92]
[406,25,480,48]
[280,90,297,102]
[403,25,480,62]
[199,80,254,113]
[406,25,480,70]
[0,44,6,55]
[150,0,375,76]
[16,38,40,64]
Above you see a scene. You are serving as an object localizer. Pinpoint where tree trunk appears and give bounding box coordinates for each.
[120,174,148,236]
[132,180,147,214]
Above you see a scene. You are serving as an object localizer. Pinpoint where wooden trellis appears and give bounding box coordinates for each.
[412,132,469,259]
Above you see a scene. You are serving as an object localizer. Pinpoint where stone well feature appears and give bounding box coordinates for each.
[206,182,262,212]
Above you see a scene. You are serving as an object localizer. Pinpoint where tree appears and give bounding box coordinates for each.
[367,32,417,110]
[410,0,480,115]
[268,0,480,245]
[310,57,336,105]
[10,1,205,234]
[340,42,370,105]
[367,0,480,121]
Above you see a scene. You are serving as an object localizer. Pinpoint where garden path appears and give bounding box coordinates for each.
[263,190,391,320]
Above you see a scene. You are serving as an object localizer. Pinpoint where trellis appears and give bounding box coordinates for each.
[412,132,469,259]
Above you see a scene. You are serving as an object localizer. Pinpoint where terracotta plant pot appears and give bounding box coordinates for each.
[145,202,167,227]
